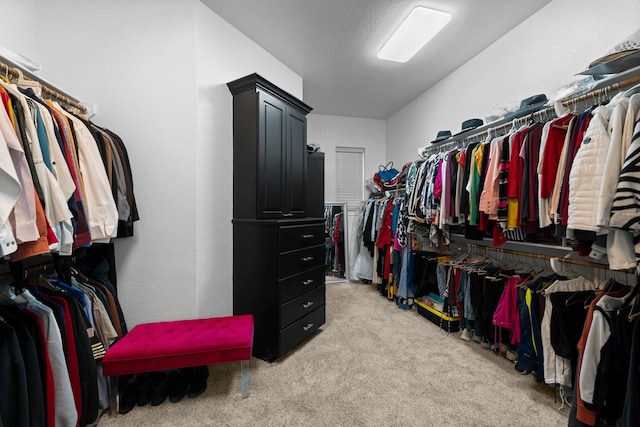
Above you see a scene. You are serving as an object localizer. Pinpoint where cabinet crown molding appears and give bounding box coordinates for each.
[227,72,313,114]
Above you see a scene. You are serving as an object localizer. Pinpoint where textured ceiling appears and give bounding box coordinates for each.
[201,0,551,119]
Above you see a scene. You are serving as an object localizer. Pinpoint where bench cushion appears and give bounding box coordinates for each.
[102,315,254,376]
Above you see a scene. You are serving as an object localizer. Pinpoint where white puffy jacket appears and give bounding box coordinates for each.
[568,104,613,233]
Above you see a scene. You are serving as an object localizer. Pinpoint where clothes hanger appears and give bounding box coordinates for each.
[10,69,47,101]
[562,287,596,307]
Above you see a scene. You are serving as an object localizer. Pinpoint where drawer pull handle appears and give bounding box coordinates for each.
[302,323,314,331]
[301,234,314,239]
[302,301,314,309]
[302,279,314,285]
[301,256,314,262]
[283,213,294,217]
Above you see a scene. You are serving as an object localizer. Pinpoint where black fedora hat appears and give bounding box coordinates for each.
[430,130,452,144]
[504,94,548,121]
[454,118,483,136]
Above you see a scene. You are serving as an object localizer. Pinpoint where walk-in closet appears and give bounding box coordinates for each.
[2,1,640,426]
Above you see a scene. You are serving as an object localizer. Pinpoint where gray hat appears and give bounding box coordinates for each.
[430,130,451,144]
[504,94,548,121]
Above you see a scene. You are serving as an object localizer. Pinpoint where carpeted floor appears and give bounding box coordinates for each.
[97,281,570,426]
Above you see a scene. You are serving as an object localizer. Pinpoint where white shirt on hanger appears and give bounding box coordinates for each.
[51,102,119,242]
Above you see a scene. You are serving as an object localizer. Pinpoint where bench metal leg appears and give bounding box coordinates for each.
[109,376,120,416]
[240,359,250,398]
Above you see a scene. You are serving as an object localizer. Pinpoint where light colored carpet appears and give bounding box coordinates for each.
[97,281,570,426]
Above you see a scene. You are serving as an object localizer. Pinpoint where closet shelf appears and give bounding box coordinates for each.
[419,67,640,157]
[0,53,87,113]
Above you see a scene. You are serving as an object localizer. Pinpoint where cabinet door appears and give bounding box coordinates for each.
[257,91,287,218]
[286,107,308,217]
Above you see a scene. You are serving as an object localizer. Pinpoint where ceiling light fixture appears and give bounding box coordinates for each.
[377,6,451,63]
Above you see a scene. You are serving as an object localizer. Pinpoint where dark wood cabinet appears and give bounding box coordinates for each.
[233,219,325,362]
[306,151,324,219]
[228,73,312,220]
[228,74,325,362]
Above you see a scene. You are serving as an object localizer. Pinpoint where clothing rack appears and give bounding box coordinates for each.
[0,55,87,113]
[449,239,636,286]
[451,239,603,269]
[559,73,640,112]
[419,68,640,157]
[421,107,556,156]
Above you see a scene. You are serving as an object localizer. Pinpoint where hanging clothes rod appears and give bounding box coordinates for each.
[558,73,640,111]
[450,239,621,272]
[421,106,557,156]
[0,56,87,113]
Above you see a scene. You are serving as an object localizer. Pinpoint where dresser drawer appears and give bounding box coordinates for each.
[280,305,325,356]
[280,285,325,329]
[279,265,324,303]
[279,244,324,277]
[279,223,324,252]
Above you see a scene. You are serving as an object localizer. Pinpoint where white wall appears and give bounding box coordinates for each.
[387,0,640,166]
[0,0,38,61]
[195,1,302,318]
[40,0,201,328]
[307,114,386,203]
[0,0,303,327]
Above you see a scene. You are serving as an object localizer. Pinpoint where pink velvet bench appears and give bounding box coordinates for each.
[102,314,254,411]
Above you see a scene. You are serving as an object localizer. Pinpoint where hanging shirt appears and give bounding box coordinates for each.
[549,117,575,224]
[0,112,21,256]
[478,136,504,220]
[49,102,119,243]
[540,114,574,199]
[537,121,553,228]
[522,123,543,225]
[0,87,39,245]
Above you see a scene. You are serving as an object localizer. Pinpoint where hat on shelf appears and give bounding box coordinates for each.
[580,28,640,76]
[454,118,483,136]
[504,94,548,121]
[430,130,452,144]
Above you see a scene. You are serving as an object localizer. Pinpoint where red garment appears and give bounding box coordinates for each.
[384,246,392,281]
[23,309,56,427]
[332,212,342,244]
[507,128,528,227]
[0,87,12,118]
[45,217,59,246]
[540,114,574,199]
[375,201,395,248]
[492,222,508,246]
[45,295,83,425]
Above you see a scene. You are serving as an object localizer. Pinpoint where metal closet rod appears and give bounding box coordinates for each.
[0,59,87,113]
[560,74,640,110]
[451,239,614,271]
